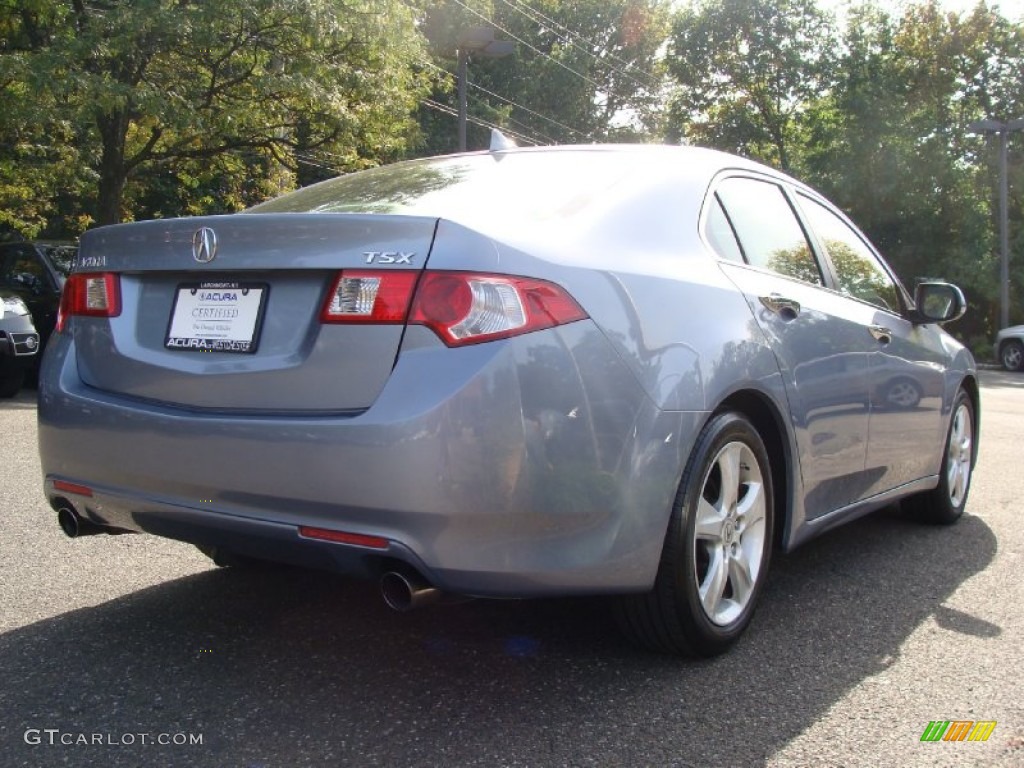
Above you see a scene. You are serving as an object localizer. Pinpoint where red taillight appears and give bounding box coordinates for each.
[57,273,121,333]
[409,272,587,346]
[319,270,419,324]
[319,269,586,346]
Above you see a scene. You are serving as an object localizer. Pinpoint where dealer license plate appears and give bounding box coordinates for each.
[165,282,268,353]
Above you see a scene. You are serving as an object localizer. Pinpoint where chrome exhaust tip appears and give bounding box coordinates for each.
[380,570,444,612]
[57,506,105,538]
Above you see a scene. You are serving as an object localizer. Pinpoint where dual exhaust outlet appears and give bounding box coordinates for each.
[56,505,451,612]
[379,570,452,612]
[57,506,108,538]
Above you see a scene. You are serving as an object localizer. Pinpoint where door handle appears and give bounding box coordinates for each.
[759,294,801,320]
[869,325,892,344]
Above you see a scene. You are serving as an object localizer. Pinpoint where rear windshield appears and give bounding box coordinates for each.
[248,150,649,229]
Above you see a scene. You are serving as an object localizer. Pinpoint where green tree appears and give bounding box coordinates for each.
[666,0,839,172]
[806,1,1024,341]
[0,0,431,228]
[418,0,671,153]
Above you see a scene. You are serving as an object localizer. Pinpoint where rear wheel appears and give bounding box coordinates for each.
[1001,340,1024,372]
[904,387,974,525]
[615,412,773,656]
[0,369,24,398]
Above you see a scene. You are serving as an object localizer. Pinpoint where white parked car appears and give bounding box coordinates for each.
[995,325,1024,371]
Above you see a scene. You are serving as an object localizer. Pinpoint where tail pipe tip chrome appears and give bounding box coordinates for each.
[57,506,106,538]
[380,570,445,612]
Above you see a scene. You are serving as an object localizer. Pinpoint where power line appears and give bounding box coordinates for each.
[467,91,559,144]
[293,153,343,174]
[422,97,540,146]
[468,78,589,140]
[448,0,606,92]
[497,0,662,93]
[422,59,588,140]
[422,98,544,146]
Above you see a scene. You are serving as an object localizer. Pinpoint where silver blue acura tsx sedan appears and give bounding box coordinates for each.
[38,144,977,656]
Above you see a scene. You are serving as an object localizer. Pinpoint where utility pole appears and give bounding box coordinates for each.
[456,27,514,152]
[968,117,1024,329]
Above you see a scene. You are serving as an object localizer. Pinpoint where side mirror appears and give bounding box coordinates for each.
[912,281,966,324]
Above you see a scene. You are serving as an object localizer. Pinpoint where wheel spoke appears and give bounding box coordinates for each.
[699,548,728,617]
[695,497,725,542]
[728,548,755,604]
[716,443,743,514]
[736,480,766,528]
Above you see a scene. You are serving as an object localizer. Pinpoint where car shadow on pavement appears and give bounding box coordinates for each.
[0,509,996,768]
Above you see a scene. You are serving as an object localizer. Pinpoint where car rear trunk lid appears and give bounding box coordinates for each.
[72,213,437,413]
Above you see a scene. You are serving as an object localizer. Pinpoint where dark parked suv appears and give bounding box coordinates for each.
[0,289,40,396]
[0,241,73,360]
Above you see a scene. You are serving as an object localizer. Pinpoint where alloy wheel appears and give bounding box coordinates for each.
[693,440,768,627]
[946,401,973,509]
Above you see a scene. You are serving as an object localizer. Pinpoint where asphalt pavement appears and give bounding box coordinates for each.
[1,372,1021,767]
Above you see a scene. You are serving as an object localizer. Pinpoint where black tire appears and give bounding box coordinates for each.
[1000,339,1024,372]
[0,369,24,398]
[615,412,774,656]
[903,387,975,525]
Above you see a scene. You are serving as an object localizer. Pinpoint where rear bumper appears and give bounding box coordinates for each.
[38,323,702,597]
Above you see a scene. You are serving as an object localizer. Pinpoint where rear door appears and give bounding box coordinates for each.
[707,175,875,518]
[792,193,947,495]
[72,213,436,412]
[0,243,62,344]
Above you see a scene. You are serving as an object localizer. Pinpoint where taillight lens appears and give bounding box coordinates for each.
[56,273,122,333]
[320,270,419,324]
[319,269,586,346]
[410,272,587,346]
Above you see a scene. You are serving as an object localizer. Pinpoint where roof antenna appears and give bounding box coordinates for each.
[490,128,517,151]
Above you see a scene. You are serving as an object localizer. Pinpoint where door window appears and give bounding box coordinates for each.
[798,195,900,312]
[704,195,744,263]
[713,178,823,286]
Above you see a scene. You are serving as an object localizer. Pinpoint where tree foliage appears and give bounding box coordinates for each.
[667,0,839,172]
[1,0,1022,353]
[667,0,1024,343]
[417,0,671,153]
[0,0,431,229]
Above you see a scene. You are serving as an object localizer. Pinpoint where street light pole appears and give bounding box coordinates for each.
[456,27,514,152]
[457,48,469,153]
[968,117,1024,330]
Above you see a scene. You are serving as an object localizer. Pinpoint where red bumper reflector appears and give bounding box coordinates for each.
[298,526,389,550]
[53,480,94,497]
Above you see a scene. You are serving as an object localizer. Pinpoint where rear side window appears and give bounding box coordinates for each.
[713,178,823,285]
[0,244,55,293]
[797,194,900,312]
[704,195,744,263]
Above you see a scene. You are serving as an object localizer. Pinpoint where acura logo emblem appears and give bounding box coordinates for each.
[192,227,218,263]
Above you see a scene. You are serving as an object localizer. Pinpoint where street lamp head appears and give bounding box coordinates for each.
[968,117,1024,135]
[481,40,515,58]
[968,118,1005,134]
[458,26,513,58]
[458,26,496,50]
